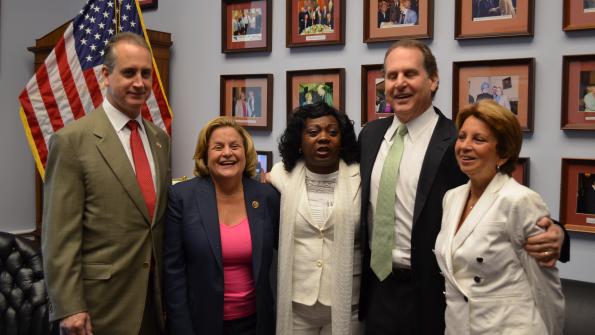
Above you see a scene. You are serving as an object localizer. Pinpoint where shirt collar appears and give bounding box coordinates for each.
[384,105,437,142]
[103,99,146,133]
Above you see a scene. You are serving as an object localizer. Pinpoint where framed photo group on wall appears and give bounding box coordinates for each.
[452,58,535,132]
[455,0,534,39]
[222,0,272,53]
[286,68,345,119]
[561,54,595,130]
[561,158,595,234]
[286,0,345,47]
[363,0,433,43]
[563,0,595,31]
[220,74,274,130]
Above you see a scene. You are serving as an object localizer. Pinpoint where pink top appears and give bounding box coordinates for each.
[220,218,256,320]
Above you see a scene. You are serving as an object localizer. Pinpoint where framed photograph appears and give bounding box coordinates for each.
[455,0,534,39]
[452,58,535,132]
[220,74,273,130]
[286,0,345,48]
[512,157,529,186]
[222,0,272,53]
[563,0,595,31]
[139,0,158,10]
[560,158,595,234]
[561,54,595,130]
[363,0,433,43]
[253,151,273,181]
[361,64,394,126]
[286,68,345,119]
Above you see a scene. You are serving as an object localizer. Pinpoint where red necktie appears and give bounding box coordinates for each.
[127,120,156,221]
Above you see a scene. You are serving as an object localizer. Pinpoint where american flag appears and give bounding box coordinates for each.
[19,0,172,179]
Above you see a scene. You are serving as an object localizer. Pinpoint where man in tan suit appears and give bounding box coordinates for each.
[42,32,170,335]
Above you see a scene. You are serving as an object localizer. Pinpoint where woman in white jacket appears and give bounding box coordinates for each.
[434,100,564,335]
[270,102,363,335]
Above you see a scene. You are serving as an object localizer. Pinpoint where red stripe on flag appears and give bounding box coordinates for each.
[36,66,65,131]
[54,38,85,120]
[83,68,103,108]
[141,103,153,123]
[19,90,49,165]
[152,69,171,134]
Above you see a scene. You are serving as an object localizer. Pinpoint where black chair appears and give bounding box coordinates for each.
[561,278,595,335]
[0,231,50,335]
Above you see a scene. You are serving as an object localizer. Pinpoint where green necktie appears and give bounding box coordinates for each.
[371,124,408,281]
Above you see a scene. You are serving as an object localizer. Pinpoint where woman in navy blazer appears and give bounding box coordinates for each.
[164,117,279,335]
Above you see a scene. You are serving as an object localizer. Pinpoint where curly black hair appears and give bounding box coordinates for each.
[278,102,359,172]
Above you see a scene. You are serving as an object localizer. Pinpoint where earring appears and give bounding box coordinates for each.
[496,163,501,172]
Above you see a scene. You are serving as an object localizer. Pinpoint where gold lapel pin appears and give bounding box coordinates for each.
[156,142,162,149]
[252,201,259,209]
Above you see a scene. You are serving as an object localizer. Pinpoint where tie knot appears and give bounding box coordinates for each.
[397,124,408,137]
[127,120,140,131]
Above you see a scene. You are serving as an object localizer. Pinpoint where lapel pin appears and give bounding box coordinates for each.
[252,201,259,209]
[156,142,162,149]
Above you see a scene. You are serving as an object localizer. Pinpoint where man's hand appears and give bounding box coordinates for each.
[525,217,564,268]
[60,312,93,335]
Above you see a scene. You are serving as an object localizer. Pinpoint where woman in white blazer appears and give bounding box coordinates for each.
[269,102,363,335]
[434,100,564,335]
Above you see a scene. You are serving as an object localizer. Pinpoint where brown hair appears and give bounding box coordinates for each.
[192,117,257,178]
[456,100,522,176]
[103,32,150,73]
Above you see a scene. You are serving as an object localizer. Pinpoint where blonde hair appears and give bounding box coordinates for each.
[456,100,521,176]
[192,117,257,178]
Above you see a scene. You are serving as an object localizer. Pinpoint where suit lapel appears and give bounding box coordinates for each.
[243,179,264,284]
[452,174,508,251]
[444,184,469,273]
[413,109,455,225]
[93,108,151,223]
[361,117,393,188]
[143,120,168,221]
[194,178,223,270]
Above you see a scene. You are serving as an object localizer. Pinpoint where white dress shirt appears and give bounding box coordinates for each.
[103,99,157,189]
[368,106,438,268]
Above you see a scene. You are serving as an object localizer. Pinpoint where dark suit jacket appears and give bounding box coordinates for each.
[164,176,280,335]
[42,107,170,334]
[358,108,468,334]
[357,107,570,334]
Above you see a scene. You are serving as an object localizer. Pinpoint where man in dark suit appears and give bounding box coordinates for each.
[358,39,568,334]
[42,32,170,335]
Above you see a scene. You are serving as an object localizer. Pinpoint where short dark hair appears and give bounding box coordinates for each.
[103,32,150,73]
[279,102,359,172]
[456,100,521,176]
[383,39,439,97]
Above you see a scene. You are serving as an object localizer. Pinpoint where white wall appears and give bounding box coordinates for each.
[1,1,594,281]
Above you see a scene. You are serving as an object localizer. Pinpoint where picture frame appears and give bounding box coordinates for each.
[286,0,345,48]
[220,74,274,131]
[253,151,273,181]
[512,157,529,186]
[222,0,272,53]
[561,54,595,130]
[454,0,534,39]
[286,68,345,120]
[361,64,394,126]
[560,158,595,234]
[139,0,158,10]
[452,58,535,132]
[363,0,433,43]
[563,0,595,31]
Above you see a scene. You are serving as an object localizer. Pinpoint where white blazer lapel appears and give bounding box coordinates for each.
[452,174,508,251]
[443,184,469,274]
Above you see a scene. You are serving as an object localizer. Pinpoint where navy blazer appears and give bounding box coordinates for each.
[164,176,279,335]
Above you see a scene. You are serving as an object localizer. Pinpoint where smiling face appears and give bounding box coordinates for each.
[102,42,152,119]
[301,115,341,174]
[207,127,246,181]
[455,116,507,185]
[384,47,438,124]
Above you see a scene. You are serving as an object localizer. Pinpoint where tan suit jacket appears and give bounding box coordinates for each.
[42,107,170,335]
[435,173,564,335]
